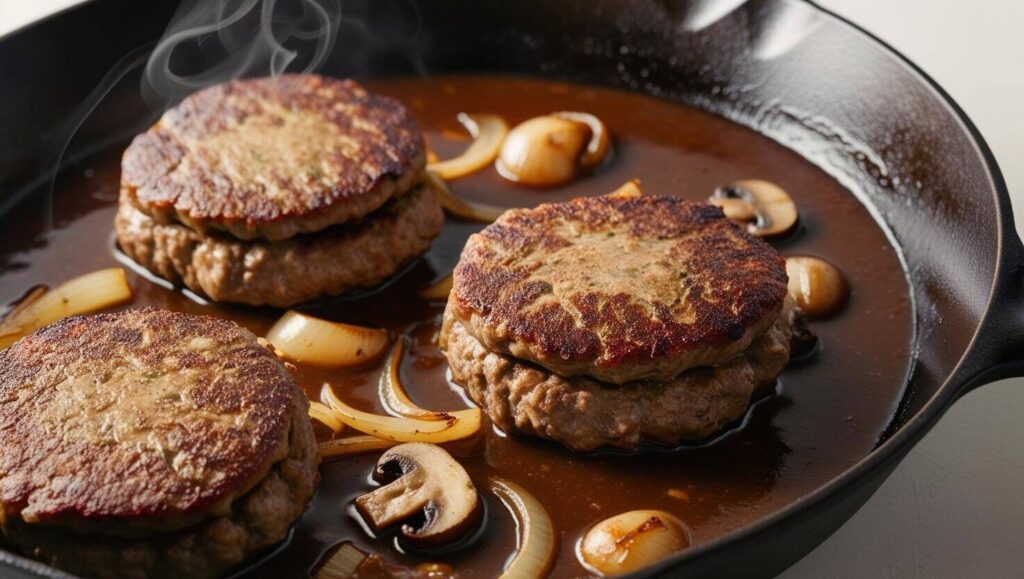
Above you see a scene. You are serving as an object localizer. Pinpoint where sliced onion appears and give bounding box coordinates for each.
[309,401,345,433]
[426,146,440,165]
[424,170,507,223]
[490,478,557,579]
[608,179,644,199]
[578,510,690,575]
[428,113,509,180]
[552,111,612,169]
[418,275,453,301]
[322,383,482,443]
[0,268,132,349]
[319,435,398,461]
[265,311,389,368]
[314,542,368,579]
[377,338,476,423]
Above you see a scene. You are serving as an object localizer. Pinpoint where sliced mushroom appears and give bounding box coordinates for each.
[355,443,481,548]
[709,179,798,237]
[785,256,848,319]
[496,112,611,187]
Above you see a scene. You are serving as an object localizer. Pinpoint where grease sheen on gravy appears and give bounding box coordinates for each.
[0,75,914,577]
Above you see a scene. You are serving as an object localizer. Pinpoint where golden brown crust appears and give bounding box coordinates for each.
[0,308,300,535]
[450,194,788,384]
[121,75,425,241]
[0,388,319,579]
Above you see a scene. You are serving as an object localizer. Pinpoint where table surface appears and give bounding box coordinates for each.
[1,1,1023,577]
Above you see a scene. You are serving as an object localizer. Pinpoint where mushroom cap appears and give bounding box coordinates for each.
[355,443,481,548]
[710,179,798,237]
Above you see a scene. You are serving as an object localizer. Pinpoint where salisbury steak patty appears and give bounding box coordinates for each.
[121,75,425,241]
[450,191,789,384]
[442,299,797,451]
[116,185,443,307]
[0,308,318,578]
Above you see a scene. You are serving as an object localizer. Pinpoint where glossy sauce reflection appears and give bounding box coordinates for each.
[0,75,914,578]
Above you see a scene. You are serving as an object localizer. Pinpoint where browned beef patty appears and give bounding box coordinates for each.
[449,190,789,384]
[0,308,319,578]
[115,185,443,308]
[121,75,425,242]
[441,299,797,451]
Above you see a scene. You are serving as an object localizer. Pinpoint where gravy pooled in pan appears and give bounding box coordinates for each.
[0,75,914,577]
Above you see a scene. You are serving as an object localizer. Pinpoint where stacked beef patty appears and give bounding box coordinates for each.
[116,74,443,307]
[0,308,318,579]
[440,188,800,451]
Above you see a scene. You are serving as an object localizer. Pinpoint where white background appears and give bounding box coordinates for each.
[2,1,1023,577]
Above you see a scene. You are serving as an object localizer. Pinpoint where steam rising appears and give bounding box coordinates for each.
[143,0,341,103]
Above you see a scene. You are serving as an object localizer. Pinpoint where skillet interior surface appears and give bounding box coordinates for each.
[0,0,1015,576]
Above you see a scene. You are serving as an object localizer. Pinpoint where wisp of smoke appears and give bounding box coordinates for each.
[39,0,341,261]
[142,0,341,105]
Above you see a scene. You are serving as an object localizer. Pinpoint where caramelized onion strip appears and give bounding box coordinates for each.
[265,311,389,368]
[418,275,453,301]
[424,171,507,223]
[490,478,557,579]
[553,111,611,169]
[427,113,509,180]
[377,338,475,422]
[309,401,345,433]
[313,542,369,578]
[321,384,481,443]
[0,268,132,350]
[318,435,398,461]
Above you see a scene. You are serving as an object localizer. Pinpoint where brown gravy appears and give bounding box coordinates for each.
[0,75,914,577]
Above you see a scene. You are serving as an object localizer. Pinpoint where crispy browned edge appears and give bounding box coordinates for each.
[0,308,298,531]
[451,194,788,378]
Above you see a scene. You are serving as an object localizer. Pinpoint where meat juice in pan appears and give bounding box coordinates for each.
[0,76,913,577]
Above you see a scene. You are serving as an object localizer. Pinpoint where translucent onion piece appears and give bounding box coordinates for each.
[265,311,389,368]
[1,285,46,328]
[377,338,477,422]
[309,401,345,433]
[578,509,690,576]
[491,478,557,579]
[314,542,368,579]
[319,435,398,461]
[552,111,611,169]
[322,384,482,443]
[418,275,453,301]
[428,113,509,180]
[426,146,440,165]
[0,268,132,350]
[607,179,643,199]
[424,170,507,223]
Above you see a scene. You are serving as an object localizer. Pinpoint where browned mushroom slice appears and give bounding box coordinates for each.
[355,443,482,548]
[785,255,849,319]
[709,179,798,237]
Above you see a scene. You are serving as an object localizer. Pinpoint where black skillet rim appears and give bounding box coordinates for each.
[0,0,1017,577]
[635,0,1020,575]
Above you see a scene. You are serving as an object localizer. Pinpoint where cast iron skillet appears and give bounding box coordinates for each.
[1,0,1022,577]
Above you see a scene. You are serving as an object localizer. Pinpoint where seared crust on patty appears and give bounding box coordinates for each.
[0,308,308,535]
[115,185,444,307]
[122,75,425,241]
[450,192,789,384]
[0,382,318,579]
[441,299,797,451]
